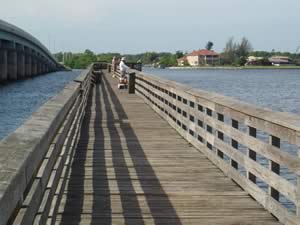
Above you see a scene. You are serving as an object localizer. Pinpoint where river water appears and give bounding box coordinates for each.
[143,68,300,115]
[0,70,82,140]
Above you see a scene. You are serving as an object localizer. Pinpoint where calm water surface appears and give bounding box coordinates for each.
[143,68,300,115]
[0,70,82,140]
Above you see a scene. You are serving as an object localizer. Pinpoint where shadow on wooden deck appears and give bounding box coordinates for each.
[59,75,182,225]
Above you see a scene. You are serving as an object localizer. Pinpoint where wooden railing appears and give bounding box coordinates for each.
[134,71,300,225]
[0,66,94,225]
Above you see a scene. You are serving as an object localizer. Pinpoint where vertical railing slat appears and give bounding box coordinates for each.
[231,119,239,169]
[248,126,257,183]
[269,135,280,201]
[217,113,224,159]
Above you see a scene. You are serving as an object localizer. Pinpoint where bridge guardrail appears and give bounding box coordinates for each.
[134,70,300,225]
[0,66,93,225]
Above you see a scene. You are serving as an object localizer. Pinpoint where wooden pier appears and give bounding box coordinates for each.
[2,64,300,225]
[54,73,279,225]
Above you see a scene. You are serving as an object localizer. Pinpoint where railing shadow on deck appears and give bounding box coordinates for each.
[101,74,183,225]
[59,73,182,225]
[59,87,96,225]
[100,80,145,225]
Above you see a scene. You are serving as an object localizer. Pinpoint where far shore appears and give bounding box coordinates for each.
[166,66,300,70]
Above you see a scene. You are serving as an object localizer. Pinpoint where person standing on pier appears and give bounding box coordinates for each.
[119,57,130,78]
[117,57,130,89]
[112,56,119,73]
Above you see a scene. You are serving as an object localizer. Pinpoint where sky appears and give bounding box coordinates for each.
[1,0,300,54]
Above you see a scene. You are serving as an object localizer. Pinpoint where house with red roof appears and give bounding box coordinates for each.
[178,49,220,66]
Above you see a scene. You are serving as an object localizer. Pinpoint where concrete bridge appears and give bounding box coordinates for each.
[0,63,300,225]
[0,20,62,83]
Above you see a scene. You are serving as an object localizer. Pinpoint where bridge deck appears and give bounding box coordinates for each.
[55,73,279,225]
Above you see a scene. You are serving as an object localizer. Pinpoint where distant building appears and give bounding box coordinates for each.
[268,56,294,66]
[246,56,271,66]
[177,56,188,66]
[184,49,220,66]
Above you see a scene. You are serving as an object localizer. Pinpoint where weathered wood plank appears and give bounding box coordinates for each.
[53,72,280,225]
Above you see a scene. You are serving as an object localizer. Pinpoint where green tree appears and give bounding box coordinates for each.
[142,52,159,64]
[97,53,121,62]
[175,51,184,59]
[159,54,177,67]
[54,52,63,62]
[222,37,253,65]
[222,37,236,65]
[236,37,253,58]
[206,41,214,50]
[64,49,97,69]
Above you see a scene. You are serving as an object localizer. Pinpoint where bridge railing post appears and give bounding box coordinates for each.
[248,126,257,183]
[231,119,239,169]
[108,64,111,73]
[217,113,224,159]
[269,135,280,201]
[128,72,136,94]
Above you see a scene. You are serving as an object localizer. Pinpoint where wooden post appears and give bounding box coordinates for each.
[248,126,257,183]
[269,135,280,201]
[217,113,224,158]
[128,72,136,94]
[231,119,239,169]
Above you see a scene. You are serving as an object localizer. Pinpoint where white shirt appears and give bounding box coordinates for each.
[119,61,130,72]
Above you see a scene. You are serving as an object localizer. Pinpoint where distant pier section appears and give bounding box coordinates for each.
[0,20,62,83]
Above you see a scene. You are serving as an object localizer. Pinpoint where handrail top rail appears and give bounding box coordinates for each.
[135,71,300,135]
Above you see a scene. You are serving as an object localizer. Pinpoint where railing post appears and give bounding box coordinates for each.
[248,126,257,183]
[269,135,280,201]
[231,119,239,169]
[217,113,224,158]
[128,72,136,94]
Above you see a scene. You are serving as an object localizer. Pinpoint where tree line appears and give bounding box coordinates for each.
[54,37,300,69]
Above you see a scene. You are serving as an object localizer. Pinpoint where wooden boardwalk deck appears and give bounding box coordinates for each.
[54,73,279,225]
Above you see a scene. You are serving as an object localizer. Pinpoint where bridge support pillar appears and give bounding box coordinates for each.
[7,42,17,80]
[25,48,32,78]
[37,61,41,75]
[32,53,37,76]
[17,45,25,79]
[42,62,46,74]
[0,41,8,82]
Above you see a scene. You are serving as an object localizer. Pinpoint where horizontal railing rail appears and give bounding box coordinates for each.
[0,65,94,225]
[133,71,300,225]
